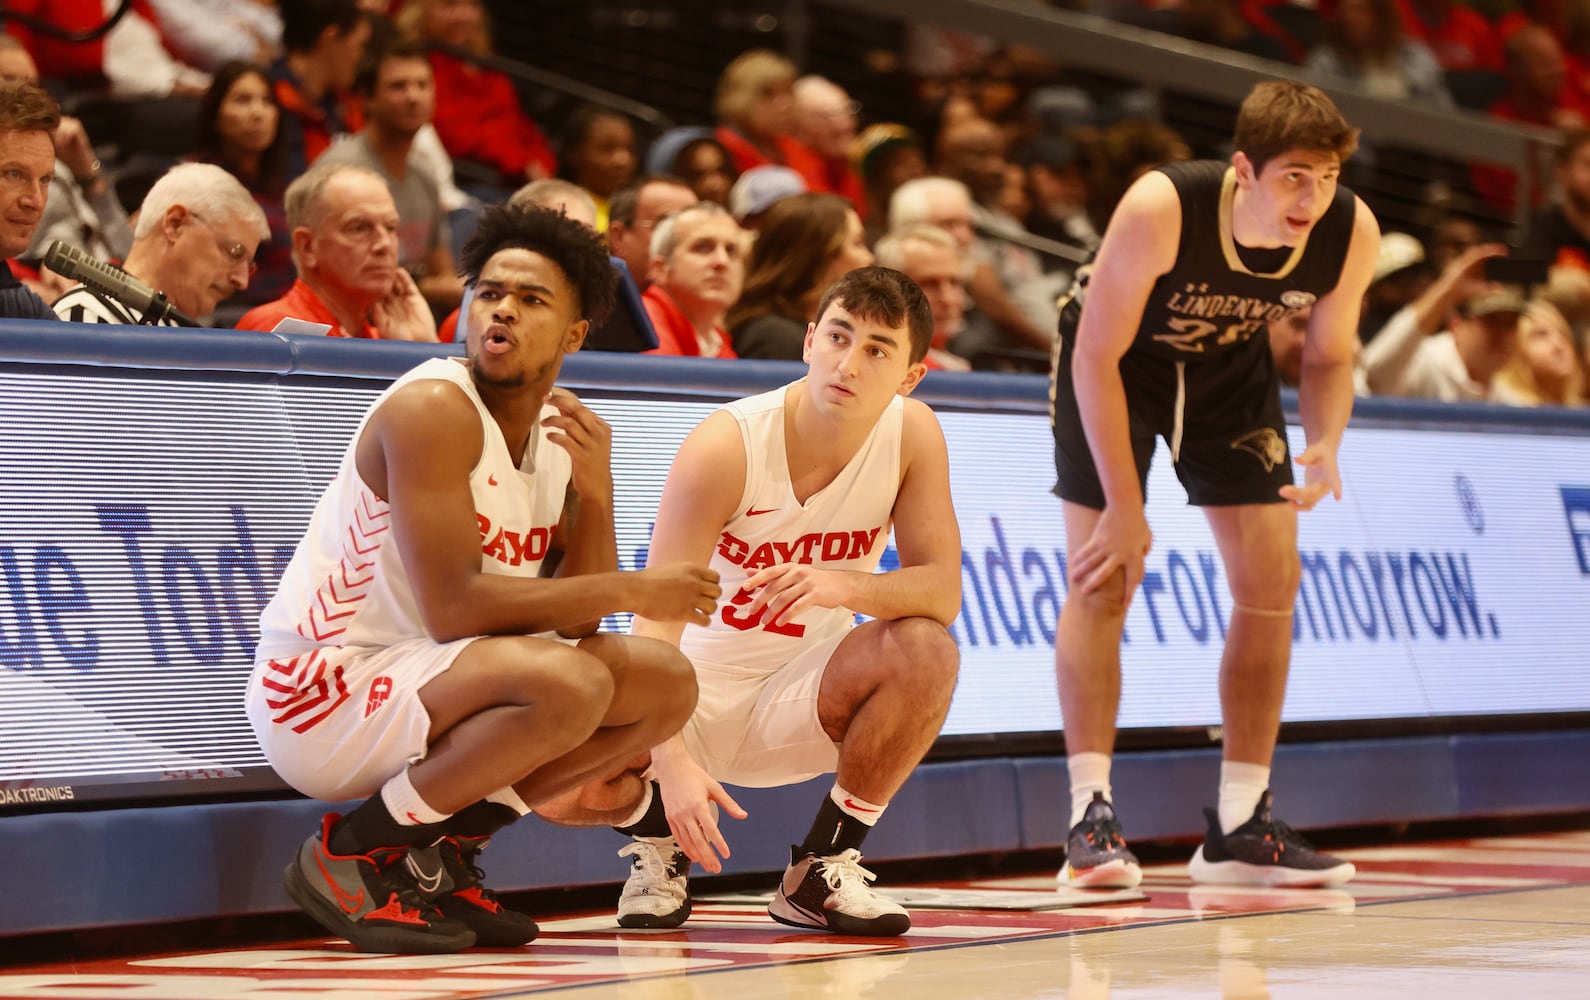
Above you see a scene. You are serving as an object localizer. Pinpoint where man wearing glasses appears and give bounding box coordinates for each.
[236,161,437,341]
[606,174,699,293]
[53,163,267,326]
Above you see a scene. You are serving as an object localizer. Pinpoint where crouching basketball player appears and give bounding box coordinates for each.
[244,204,721,954]
[540,267,963,937]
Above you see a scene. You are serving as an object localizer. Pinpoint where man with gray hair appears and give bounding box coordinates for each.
[54,164,268,325]
[236,161,437,340]
[792,75,864,208]
[874,223,972,371]
[641,202,746,357]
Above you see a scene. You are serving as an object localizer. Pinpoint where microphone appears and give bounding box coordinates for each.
[43,240,201,327]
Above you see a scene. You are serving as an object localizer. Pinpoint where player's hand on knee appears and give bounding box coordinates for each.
[1280,443,1341,511]
[1072,506,1152,596]
[635,563,722,624]
[657,762,748,874]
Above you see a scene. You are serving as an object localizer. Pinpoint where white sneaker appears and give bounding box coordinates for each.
[617,835,691,928]
[768,847,910,936]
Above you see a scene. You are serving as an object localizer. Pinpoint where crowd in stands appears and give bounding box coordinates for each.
[0,0,1586,408]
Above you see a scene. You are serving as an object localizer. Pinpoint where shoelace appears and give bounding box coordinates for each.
[443,839,503,900]
[1082,812,1128,851]
[369,847,442,913]
[816,848,880,892]
[618,838,687,885]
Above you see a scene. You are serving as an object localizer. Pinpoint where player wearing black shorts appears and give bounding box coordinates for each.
[1049,81,1381,890]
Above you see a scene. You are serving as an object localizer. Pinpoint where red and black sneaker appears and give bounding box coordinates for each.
[421,834,539,947]
[282,813,476,954]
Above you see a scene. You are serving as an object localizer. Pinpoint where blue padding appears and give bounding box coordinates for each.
[8,734,1586,937]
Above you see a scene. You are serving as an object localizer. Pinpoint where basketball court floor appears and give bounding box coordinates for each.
[4,829,1588,998]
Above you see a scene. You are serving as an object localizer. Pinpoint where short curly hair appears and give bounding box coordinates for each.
[460,203,617,324]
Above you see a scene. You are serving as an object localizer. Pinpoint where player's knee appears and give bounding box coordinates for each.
[531,649,616,728]
[1068,581,1131,619]
[628,640,698,725]
[1230,549,1301,607]
[882,617,960,696]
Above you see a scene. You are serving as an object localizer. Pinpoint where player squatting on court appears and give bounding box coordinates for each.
[244,203,724,954]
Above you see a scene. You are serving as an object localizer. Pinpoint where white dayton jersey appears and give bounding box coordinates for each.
[249,357,570,732]
[680,381,903,672]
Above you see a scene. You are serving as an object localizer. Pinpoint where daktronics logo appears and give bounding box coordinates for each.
[1562,486,1590,575]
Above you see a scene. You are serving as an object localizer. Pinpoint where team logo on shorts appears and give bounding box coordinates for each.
[365,676,393,717]
[1280,290,1317,309]
[1230,429,1288,472]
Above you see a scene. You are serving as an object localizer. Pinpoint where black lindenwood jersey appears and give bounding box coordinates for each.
[1071,159,1356,364]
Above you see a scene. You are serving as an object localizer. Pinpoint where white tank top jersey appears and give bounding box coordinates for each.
[679,381,904,673]
[254,357,571,662]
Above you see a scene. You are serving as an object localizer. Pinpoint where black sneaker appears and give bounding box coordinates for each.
[420,835,539,947]
[768,846,910,936]
[1188,790,1356,888]
[1059,791,1143,888]
[282,813,476,954]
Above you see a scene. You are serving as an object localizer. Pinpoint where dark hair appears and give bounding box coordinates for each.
[1557,127,1590,168]
[726,192,854,333]
[813,266,933,364]
[1322,0,1404,65]
[1233,80,1358,176]
[608,173,692,227]
[460,203,617,323]
[280,0,365,54]
[0,79,60,136]
[197,62,287,193]
[353,35,429,97]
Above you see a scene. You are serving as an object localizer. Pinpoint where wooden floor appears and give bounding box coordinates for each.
[4,830,1590,998]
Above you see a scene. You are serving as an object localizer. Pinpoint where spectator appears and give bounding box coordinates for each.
[1362,231,1434,344]
[1425,211,1486,271]
[1305,0,1453,106]
[1396,0,1504,71]
[642,203,746,358]
[792,75,865,208]
[852,124,927,247]
[1492,299,1587,404]
[1014,131,1101,258]
[607,175,699,292]
[937,117,1067,339]
[0,38,132,296]
[1473,25,1590,213]
[53,163,267,324]
[395,0,556,187]
[195,61,295,307]
[0,78,60,320]
[273,0,370,177]
[644,127,737,208]
[873,223,972,371]
[557,106,637,232]
[727,165,807,230]
[236,161,437,340]
[145,0,283,72]
[726,192,872,360]
[713,50,826,193]
[321,37,463,315]
[510,178,597,228]
[1363,243,1523,401]
[1524,128,1590,271]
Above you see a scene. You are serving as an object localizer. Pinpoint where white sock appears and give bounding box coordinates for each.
[831,784,886,826]
[613,781,653,830]
[485,785,533,817]
[1218,761,1271,835]
[1068,751,1113,828]
[381,768,450,826]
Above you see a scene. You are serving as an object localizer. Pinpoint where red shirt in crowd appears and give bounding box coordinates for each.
[429,51,557,182]
[641,284,736,359]
[236,280,380,339]
[1395,0,1503,71]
